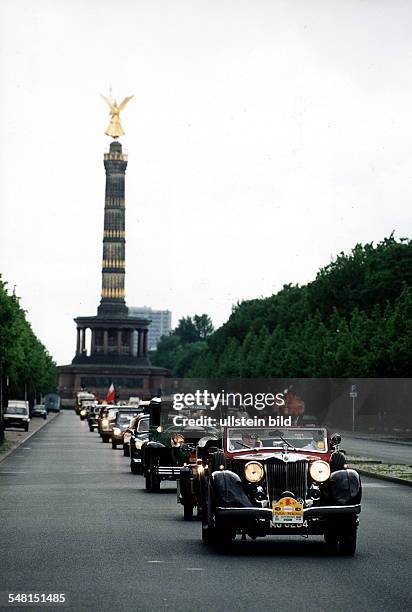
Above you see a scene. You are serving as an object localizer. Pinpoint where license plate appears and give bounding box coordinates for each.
[272,497,303,524]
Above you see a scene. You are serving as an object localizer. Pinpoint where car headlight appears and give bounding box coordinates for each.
[113,427,121,435]
[101,418,108,426]
[309,460,330,483]
[244,461,264,483]
[80,409,86,416]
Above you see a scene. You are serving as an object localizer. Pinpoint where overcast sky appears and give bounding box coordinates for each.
[0,0,411,365]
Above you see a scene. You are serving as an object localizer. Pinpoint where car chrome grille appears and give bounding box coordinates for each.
[265,459,308,502]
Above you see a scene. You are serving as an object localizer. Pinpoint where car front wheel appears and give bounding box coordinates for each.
[184,502,194,521]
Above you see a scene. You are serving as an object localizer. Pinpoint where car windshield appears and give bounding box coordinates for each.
[7,407,27,415]
[118,415,133,425]
[137,420,149,432]
[227,427,328,452]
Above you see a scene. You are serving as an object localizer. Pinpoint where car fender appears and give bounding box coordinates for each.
[210,470,253,508]
[329,469,362,505]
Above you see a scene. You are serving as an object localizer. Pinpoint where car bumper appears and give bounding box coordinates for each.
[155,466,186,479]
[4,419,29,427]
[216,504,361,521]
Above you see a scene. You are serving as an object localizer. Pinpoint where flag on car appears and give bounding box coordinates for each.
[106,383,115,404]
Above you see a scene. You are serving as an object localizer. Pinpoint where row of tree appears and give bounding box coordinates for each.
[153,236,412,377]
[151,314,213,376]
[0,276,57,408]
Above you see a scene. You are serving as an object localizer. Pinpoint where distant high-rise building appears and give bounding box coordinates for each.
[129,307,172,350]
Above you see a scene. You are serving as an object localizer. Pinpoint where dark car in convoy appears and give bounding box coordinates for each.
[87,405,101,432]
[123,413,149,457]
[177,432,221,519]
[126,415,150,470]
[199,426,361,555]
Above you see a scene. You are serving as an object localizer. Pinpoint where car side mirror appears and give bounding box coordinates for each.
[331,433,341,448]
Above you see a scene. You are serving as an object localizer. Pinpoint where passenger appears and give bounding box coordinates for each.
[304,430,325,451]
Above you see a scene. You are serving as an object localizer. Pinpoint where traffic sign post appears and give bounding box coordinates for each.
[349,385,358,432]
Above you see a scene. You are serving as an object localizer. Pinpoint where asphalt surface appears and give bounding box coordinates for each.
[340,435,412,464]
[0,411,411,612]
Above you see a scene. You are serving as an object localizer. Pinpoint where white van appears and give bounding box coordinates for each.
[4,400,30,431]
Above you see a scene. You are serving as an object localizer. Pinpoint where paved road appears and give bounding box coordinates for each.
[0,412,411,612]
[341,435,412,464]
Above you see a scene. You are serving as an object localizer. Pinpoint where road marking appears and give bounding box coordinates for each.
[0,471,29,474]
[147,560,170,564]
[362,483,398,487]
[185,568,203,571]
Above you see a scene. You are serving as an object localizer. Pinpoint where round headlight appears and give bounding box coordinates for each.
[113,427,121,435]
[309,460,330,483]
[80,409,86,416]
[244,462,264,483]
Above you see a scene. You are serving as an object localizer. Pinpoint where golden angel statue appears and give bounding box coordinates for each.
[101,94,134,139]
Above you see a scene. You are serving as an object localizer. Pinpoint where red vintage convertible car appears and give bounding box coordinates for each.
[200,426,361,555]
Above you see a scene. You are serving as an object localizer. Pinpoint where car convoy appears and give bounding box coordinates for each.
[75,393,362,556]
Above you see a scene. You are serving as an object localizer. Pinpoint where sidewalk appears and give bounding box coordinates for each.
[340,430,412,446]
[0,411,60,463]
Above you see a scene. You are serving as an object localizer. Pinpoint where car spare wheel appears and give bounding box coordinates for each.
[210,450,226,472]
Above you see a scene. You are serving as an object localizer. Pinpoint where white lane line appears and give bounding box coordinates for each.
[0,471,29,474]
[185,568,203,571]
[362,483,399,487]
[147,560,170,564]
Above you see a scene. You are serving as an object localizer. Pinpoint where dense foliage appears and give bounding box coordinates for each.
[151,315,213,376]
[0,277,57,406]
[154,236,412,377]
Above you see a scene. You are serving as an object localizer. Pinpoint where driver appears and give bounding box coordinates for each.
[231,430,262,450]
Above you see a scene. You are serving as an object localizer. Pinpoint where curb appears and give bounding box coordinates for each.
[0,411,60,464]
[357,467,412,487]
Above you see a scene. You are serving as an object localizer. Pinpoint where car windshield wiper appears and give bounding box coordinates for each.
[276,434,296,451]
[234,441,262,450]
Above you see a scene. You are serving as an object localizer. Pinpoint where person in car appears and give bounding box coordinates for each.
[231,430,262,450]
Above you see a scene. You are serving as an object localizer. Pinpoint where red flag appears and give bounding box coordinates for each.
[106,383,115,404]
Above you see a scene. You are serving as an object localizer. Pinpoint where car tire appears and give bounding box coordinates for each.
[123,446,130,457]
[150,471,161,492]
[89,426,93,432]
[43,415,47,420]
[130,460,141,475]
[112,441,117,449]
[325,520,357,556]
[102,436,109,443]
[145,472,152,491]
[24,423,29,432]
[184,502,194,521]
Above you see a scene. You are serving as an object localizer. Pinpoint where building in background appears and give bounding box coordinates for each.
[58,110,169,404]
[128,307,172,350]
